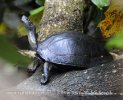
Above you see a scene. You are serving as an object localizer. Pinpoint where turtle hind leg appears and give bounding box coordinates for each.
[41,62,51,85]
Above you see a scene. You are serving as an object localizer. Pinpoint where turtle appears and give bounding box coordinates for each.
[21,15,113,85]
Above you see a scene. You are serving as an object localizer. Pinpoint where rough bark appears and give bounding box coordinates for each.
[38,0,84,41]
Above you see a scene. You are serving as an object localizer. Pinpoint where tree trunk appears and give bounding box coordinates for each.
[38,0,85,41]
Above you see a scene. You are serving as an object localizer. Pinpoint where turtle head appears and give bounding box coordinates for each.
[21,15,37,50]
[21,16,35,31]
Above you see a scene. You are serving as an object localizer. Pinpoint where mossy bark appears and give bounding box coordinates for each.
[38,0,85,41]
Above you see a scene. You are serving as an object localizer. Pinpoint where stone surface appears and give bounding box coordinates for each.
[2,59,122,100]
[16,59,123,94]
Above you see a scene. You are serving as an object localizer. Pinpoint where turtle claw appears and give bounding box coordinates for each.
[40,74,49,85]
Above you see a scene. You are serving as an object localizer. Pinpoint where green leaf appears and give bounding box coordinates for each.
[30,6,44,15]
[91,0,110,9]
[106,31,123,49]
[0,35,31,65]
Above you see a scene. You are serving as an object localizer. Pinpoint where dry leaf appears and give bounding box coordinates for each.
[99,4,123,38]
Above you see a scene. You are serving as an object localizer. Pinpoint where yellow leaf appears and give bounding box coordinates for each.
[111,0,123,9]
[17,22,27,36]
[0,23,17,35]
[99,4,123,38]
[0,23,8,34]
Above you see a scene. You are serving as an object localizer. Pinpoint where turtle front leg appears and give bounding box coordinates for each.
[41,62,51,84]
[27,58,39,73]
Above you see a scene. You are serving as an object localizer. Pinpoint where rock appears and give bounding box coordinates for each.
[2,59,123,100]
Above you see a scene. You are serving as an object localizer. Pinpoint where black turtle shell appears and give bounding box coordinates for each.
[36,32,112,67]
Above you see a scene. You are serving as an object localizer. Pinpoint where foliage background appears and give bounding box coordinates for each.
[0,0,44,66]
[0,0,123,67]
